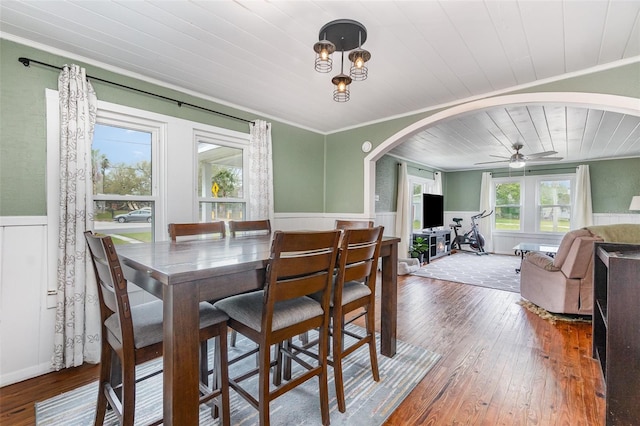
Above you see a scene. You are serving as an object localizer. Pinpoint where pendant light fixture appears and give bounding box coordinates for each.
[313,19,370,102]
[332,51,352,102]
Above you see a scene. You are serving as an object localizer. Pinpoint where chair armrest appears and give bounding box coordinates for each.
[524,252,561,271]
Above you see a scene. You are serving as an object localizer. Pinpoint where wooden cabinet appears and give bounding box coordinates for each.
[413,230,451,263]
[592,242,640,425]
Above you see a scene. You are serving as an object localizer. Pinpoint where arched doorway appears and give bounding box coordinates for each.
[363,92,640,217]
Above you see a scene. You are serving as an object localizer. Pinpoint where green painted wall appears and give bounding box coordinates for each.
[443,159,640,213]
[0,39,325,215]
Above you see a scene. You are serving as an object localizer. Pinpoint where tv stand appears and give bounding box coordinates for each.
[413,229,451,263]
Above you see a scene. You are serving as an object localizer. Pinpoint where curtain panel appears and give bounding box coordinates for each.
[52,65,100,370]
[248,120,274,223]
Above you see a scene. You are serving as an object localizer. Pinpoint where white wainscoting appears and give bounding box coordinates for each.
[0,217,56,387]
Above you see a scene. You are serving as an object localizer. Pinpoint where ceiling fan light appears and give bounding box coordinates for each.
[313,39,336,73]
[510,159,526,168]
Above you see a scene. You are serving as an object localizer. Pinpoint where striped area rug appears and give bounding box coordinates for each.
[35,326,440,425]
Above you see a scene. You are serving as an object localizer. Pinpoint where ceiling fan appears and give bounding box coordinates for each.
[475,142,563,168]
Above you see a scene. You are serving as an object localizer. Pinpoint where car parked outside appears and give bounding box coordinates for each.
[113,209,152,223]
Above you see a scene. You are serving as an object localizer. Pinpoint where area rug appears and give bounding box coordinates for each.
[517,299,592,325]
[412,250,521,292]
[35,325,440,425]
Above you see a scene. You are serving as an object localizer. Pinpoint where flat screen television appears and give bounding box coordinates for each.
[422,193,444,229]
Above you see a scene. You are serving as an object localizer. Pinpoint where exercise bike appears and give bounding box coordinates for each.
[450,210,493,255]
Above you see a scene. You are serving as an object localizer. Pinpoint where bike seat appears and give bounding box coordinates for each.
[452,218,463,223]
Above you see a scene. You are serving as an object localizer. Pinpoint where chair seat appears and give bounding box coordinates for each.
[310,280,371,307]
[214,290,323,333]
[105,300,228,349]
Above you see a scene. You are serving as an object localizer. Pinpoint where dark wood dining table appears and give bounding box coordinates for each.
[117,234,400,425]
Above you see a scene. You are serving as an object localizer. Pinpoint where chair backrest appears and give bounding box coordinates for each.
[262,230,341,333]
[84,231,135,347]
[229,219,271,237]
[334,226,384,304]
[168,222,226,241]
[335,219,374,230]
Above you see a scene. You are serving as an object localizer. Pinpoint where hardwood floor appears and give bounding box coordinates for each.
[0,274,605,425]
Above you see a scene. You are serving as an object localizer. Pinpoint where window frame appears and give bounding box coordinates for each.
[535,174,574,233]
[492,173,575,235]
[408,175,437,231]
[493,178,524,232]
[91,114,165,240]
[194,127,250,223]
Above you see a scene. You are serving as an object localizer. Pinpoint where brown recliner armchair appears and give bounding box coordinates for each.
[520,228,602,315]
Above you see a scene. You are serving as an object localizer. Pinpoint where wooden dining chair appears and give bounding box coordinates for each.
[228,219,272,348]
[228,219,271,237]
[214,230,341,426]
[168,221,226,241]
[289,226,384,413]
[335,219,374,229]
[84,231,231,426]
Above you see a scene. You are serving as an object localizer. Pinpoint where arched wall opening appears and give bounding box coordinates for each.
[363,92,640,218]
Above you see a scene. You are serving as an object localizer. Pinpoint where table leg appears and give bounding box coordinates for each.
[163,283,200,425]
[380,241,397,357]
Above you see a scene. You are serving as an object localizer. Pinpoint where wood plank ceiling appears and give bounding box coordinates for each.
[1,0,639,170]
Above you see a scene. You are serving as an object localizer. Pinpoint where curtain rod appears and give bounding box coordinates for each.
[491,166,578,175]
[18,57,254,125]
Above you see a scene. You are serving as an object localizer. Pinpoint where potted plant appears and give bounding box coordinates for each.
[410,236,429,264]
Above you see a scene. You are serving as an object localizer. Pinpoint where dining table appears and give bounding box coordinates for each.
[117,233,400,425]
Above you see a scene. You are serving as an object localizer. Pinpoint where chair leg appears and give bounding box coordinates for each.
[120,354,137,426]
[366,307,380,382]
[318,326,331,426]
[200,340,209,387]
[230,330,237,347]
[258,343,271,426]
[215,332,231,426]
[333,317,347,413]
[94,343,112,426]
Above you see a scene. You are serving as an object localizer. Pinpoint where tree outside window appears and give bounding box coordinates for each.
[495,182,521,230]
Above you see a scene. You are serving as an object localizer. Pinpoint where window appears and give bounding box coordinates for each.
[92,120,160,243]
[537,179,571,233]
[494,181,522,231]
[196,130,249,224]
[492,174,575,234]
[409,176,437,231]
[46,90,252,245]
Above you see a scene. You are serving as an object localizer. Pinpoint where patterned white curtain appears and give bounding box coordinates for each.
[52,65,100,370]
[574,164,593,228]
[248,120,274,223]
[479,172,493,252]
[395,162,411,258]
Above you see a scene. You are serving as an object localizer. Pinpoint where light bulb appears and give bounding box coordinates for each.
[356,58,364,68]
[338,81,346,92]
[321,50,328,60]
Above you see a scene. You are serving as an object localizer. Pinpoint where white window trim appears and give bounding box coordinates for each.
[492,173,575,236]
[194,127,250,221]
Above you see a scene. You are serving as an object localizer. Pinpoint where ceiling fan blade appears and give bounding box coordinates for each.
[526,157,563,162]
[489,155,510,159]
[525,150,558,159]
[474,159,509,165]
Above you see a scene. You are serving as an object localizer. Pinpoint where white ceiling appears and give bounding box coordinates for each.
[1,0,639,170]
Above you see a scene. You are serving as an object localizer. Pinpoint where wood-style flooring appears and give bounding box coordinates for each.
[0,274,605,425]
